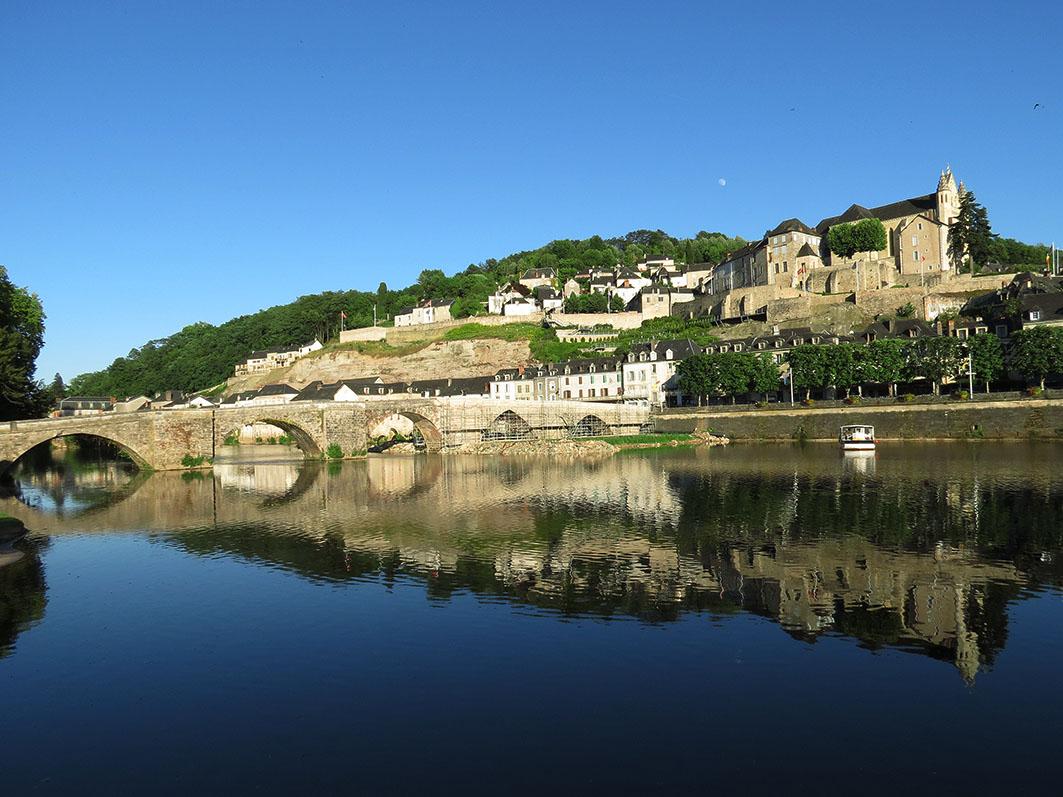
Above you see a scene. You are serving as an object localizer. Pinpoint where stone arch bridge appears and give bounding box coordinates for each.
[0,398,650,472]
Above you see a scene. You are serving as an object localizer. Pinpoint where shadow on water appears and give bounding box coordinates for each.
[4,442,1063,683]
[0,530,47,661]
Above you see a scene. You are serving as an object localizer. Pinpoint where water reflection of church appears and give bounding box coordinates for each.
[6,448,1052,683]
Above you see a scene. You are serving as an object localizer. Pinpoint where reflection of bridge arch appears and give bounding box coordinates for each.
[218,417,322,458]
[1,430,151,475]
[483,411,532,441]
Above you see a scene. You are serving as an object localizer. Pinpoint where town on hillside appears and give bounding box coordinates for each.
[54,167,1063,418]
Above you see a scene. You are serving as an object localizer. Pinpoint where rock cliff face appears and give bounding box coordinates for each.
[225,339,534,393]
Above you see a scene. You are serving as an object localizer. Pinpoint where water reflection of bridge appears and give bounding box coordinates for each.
[4,445,1062,682]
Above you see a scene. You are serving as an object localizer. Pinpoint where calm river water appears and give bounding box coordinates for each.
[2,443,1062,792]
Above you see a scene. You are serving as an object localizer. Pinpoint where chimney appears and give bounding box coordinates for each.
[517,365,525,375]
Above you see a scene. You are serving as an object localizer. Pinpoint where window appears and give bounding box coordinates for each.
[996,324,1009,338]
[1030,310,1042,321]
[911,235,918,246]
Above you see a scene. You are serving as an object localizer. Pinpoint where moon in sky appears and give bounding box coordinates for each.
[718,178,727,187]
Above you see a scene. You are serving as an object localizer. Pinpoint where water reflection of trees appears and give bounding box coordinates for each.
[0,538,47,660]
[8,445,1063,682]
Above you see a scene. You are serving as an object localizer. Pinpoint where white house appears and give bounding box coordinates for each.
[533,286,564,312]
[234,339,322,376]
[518,267,556,290]
[503,296,539,317]
[394,299,454,327]
[490,358,625,402]
[621,340,700,406]
[488,283,529,315]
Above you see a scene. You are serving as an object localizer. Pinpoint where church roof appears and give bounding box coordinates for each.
[816,194,939,233]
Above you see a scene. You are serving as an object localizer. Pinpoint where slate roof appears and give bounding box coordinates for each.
[533,285,559,300]
[816,193,938,233]
[720,239,766,264]
[256,383,298,396]
[521,267,557,280]
[796,242,819,257]
[767,218,817,237]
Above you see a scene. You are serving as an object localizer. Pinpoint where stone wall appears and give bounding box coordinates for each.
[655,398,1063,441]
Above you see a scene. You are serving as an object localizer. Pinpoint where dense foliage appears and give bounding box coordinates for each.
[68,229,746,397]
[986,237,1053,270]
[0,266,48,420]
[948,189,997,273]
[677,352,778,404]
[827,218,887,258]
[1010,326,1063,390]
[563,293,625,313]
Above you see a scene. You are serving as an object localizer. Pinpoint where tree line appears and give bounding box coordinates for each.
[66,229,747,398]
[678,329,1063,402]
[0,266,48,420]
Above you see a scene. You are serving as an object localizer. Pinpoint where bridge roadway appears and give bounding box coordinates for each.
[0,398,651,472]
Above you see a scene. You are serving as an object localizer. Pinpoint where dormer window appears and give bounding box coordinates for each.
[734,344,743,351]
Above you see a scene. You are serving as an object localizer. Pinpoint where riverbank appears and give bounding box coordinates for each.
[656,396,1063,441]
[444,432,729,457]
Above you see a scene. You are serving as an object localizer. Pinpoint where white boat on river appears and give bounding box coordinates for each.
[839,424,876,451]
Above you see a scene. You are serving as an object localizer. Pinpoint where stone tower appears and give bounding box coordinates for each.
[936,166,960,271]
[936,165,959,225]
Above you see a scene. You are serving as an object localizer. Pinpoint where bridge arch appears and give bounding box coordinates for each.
[1,430,152,476]
[482,410,532,442]
[217,417,323,458]
[569,414,610,438]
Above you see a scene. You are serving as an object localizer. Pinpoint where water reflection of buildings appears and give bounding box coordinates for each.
[6,445,1062,682]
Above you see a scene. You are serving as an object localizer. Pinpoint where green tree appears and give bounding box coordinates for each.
[717,352,754,403]
[907,337,964,394]
[1010,326,1063,390]
[828,219,886,259]
[852,219,887,254]
[966,333,1004,393]
[749,353,780,399]
[863,339,908,395]
[0,266,47,420]
[677,354,719,405]
[828,224,856,258]
[948,189,996,273]
[48,373,66,402]
[787,345,827,399]
[609,294,626,312]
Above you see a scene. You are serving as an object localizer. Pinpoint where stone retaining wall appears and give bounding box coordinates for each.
[655,398,1063,441]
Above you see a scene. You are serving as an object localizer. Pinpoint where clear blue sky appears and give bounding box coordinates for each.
[2,0,1060,382]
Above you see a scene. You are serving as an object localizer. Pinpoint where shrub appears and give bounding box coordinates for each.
[801,398,815,407]
[896,302,915,318]
[952,390,969,400]
[1026,386,1044,397]
[326,443,344,459]
[222,433,239,446]
[844,396,861,405]
[754,400,766,408]
[278,434,293,445]
[901,393,916,402]
[266,436,277,445]
[181,454,207,468]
